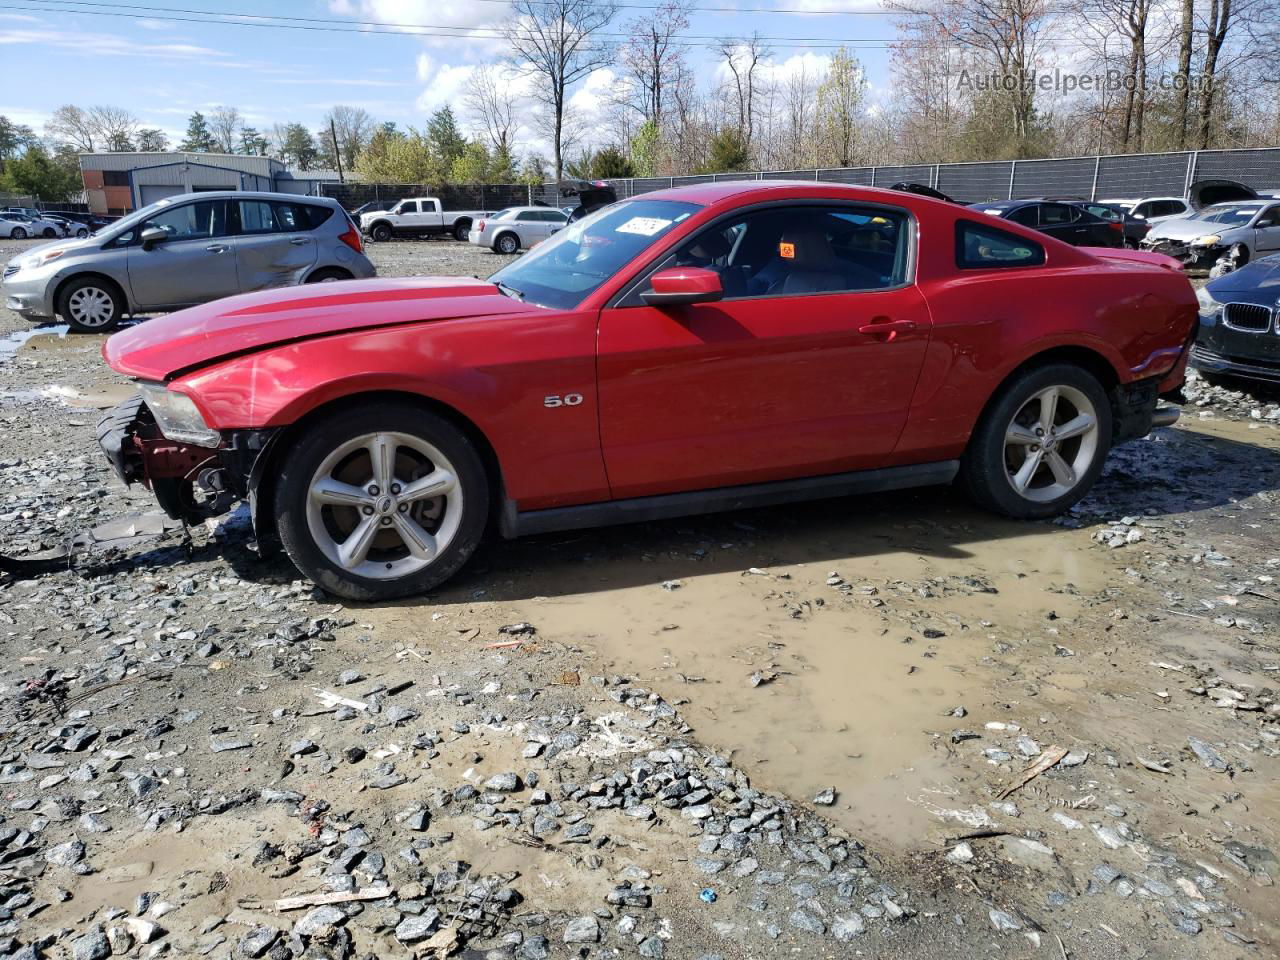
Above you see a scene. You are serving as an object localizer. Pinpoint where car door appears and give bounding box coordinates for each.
[1036,203,1086,243]
[513,210,543,245]
[229,199,320,291]
[125,199,238,309]
[1252,204,1280,254]
[596,203,931,499]
[394,200,421,234]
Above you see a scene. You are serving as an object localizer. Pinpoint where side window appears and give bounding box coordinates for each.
[642,204,910,301]
[400,201,418,214]
[538,210,565,222]
[956,220,1046,269]
[1132,202,1154,219]
[141,200,227,242]
[237,200,277,234]
[516,211,540,221]
[1040,203,1077,225]
[1088,205,1120,221]
[274,202,332,231]
[1257,204,1280,227]
[1008,206,1039,227]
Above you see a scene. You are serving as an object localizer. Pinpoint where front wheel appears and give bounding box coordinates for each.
[275,403,490,601]
[960,364,1112,519]
[305,268,352,283]
[11,227,25,240]
[371,223,392,243]
[42,228,56,238]
[76,228,90,239]
[57,276,124,333]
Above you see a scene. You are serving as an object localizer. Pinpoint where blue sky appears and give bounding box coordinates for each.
[0,1,900,154]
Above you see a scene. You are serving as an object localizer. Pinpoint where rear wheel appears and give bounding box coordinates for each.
[960,364,1112,519]
[453,220,471,242]
[371,223,392,243]
[57,276,124,333]
[275,403,490,601]
[495,232,520,255]
[306,267,352,283]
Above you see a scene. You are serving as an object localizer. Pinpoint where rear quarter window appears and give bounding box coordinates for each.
[956,220,1046,269]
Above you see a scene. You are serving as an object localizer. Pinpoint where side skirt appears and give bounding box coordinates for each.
[502,460,961,539]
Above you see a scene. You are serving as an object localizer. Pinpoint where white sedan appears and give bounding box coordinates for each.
[0,213,64,239]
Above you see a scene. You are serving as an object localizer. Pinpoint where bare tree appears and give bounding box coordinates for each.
[504,0,619,179]
[88,106,140,151]
[617,1,689,126]
[323,105,376,170]
[464,66,521,158]
[46,105,98,152]
[717,34,771,147]
[783,61,817,168]
[1173,0,1194,146]
[893,0,1056,154]
[209,106,243,154]
[815,48,865,167]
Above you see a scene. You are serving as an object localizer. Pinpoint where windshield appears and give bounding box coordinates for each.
[100,198,175,236]
[488,199,701,309]
[1196,204,1261,226]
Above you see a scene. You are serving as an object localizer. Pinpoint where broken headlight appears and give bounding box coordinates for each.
[1192,234,1222,247]
[1196,286,1221,320]
[138,383,220,447]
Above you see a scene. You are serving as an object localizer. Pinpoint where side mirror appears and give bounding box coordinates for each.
[139,226,167,249]
[642,267,724,307]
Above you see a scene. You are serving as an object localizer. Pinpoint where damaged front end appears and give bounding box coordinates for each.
[96,390,277,529]
[1139,236,1227,272]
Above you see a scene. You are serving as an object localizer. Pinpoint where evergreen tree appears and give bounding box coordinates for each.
[135,128,169,152]
[239,126,269,156]
[280,123,318,169]
[426,107,467,170]
[179,111,216,152]
[1,144,81,201]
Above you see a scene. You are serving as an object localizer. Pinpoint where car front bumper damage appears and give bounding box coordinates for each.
[96,394,279,534]
[1139,238,1226,272]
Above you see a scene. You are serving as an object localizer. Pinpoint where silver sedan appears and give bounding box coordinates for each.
[2,190,376,332]
[468,206,568,254]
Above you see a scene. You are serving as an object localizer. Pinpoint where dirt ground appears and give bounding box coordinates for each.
[1,235,1278,960]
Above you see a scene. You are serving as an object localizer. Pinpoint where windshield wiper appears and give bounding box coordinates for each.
[495,281,525,301]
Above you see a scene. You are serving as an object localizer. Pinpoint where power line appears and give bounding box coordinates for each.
[3,0,1107,49]
[0,0,911,48]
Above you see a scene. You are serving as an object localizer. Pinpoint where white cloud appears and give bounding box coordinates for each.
[0,27,228,60]
[416,63,478,115]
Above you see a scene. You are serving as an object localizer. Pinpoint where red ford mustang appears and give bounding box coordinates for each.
[98,182,1196,600]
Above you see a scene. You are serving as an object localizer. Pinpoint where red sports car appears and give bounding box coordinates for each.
[98,182,1196,600]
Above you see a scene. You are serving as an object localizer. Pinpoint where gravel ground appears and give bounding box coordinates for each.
[0,237,1278,959]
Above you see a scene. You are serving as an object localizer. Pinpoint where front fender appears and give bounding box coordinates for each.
[172,315,610,510]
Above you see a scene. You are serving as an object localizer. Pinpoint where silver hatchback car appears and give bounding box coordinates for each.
[2,191,375,332]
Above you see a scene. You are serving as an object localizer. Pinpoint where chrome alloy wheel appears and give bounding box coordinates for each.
[1002,384,1100,502]
[305,431,461,580]
[67,286,116,328]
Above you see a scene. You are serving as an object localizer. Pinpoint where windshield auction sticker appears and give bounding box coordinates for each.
[616,217,673,236]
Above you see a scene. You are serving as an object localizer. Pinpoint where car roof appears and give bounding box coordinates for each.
[633,179,961,210]
[148,190,338,204]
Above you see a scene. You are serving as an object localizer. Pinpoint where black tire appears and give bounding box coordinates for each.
[495,232,520,255]
[453,220,471,242]
[76,228,90,239]
[42,228,56,238]
[275,402,490,601]
[371,223,392,243]
[11,227,25,240]
[56,275,125,333]
[306,267,353,283]
[959,363,1112,520]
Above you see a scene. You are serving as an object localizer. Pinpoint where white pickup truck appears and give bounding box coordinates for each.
[358,197,495,243]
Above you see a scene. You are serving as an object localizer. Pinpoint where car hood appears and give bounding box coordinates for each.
[1188,178,1257,211]
[4,235,88,267]
[1206,253,1280,296]
[1145,218,1232,241]
[103,276,538,382]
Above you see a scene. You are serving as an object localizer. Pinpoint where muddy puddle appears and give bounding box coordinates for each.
[0,323,69,361]
[370,496,1112,851]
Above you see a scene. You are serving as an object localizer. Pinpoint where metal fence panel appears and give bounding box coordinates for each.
[937,163,1014,202]
[816,167,875,185]
[761,169,820,180]
[1191,149,1280,189]
[1095,153,1191,200]
[1013,157,1096,200]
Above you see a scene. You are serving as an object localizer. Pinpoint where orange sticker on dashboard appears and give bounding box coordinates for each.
[779,242,795,259]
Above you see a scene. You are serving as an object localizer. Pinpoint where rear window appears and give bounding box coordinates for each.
[956,220,1045,269]
[277,202,333,231]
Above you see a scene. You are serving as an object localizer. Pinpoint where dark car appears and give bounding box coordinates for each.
[1192,254,1280,384]
[560,179,618,222]
[1037,199,1149,249]
[969,200,1125,248]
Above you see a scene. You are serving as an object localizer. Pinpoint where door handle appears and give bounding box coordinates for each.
[858,319,917,341]
[289,237,311,245]
[205,244,227,253]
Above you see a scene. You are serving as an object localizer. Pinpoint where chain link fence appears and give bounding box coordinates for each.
[317,147,1280,216]
[577,146,1280,205]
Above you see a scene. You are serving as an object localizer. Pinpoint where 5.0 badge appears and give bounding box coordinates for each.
[544,393,584,408]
